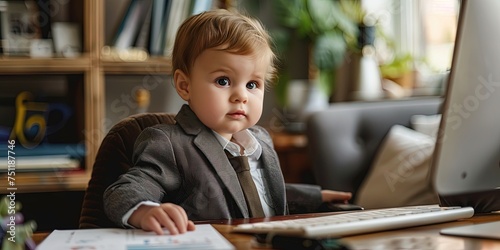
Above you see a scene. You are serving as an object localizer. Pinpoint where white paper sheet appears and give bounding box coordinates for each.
[36,224,235,250]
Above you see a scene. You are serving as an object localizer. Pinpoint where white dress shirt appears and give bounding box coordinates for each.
[212,129,275,217]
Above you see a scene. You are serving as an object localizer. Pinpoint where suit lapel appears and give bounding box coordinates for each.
[258,137,287,215]
[193,131,250,217]
[175,105,249,217]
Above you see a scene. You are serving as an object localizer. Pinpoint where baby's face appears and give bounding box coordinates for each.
[186,48,269,140]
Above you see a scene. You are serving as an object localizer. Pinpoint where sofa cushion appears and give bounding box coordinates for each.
[411,114,442,137]
[355,125,439,209]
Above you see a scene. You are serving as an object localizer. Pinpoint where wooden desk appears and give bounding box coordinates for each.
[34,212,500,249]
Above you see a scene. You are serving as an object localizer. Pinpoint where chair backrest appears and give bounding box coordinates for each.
[79,112,176,228]
[306,98,442,200]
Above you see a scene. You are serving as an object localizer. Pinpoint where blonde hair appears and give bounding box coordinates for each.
[172,9,277,84]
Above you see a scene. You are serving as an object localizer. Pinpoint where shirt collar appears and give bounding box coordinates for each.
[212,129,262,160]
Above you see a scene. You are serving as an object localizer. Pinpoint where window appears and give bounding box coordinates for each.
[364,0,460,95]
[421,0,459,71]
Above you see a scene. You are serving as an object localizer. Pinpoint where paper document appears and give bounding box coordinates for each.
[36,224,235,250]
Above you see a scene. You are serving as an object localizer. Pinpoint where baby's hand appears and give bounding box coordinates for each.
[129,203,196,235]
[320,190,352,203]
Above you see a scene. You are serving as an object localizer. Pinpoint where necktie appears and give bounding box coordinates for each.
[226,151,265,218]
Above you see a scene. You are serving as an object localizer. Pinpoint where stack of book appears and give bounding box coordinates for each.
[0,143,85,172]
[109,0,214,56]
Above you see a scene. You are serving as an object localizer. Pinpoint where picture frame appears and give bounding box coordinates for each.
[0,0,41,56]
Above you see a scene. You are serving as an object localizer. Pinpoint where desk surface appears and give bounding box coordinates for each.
[34,211,500,250]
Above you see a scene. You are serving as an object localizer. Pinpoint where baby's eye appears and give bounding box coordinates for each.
[246,81,258,89]
[216,77,230,87]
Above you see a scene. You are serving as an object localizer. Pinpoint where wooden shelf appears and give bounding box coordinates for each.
[0,0,193,195]
[0,0,228,231]
[0,171,91,194]
[0,56,91,74]
[101,57,172,75]
[0,0,176,194]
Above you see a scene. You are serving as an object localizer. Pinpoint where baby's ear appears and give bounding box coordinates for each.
[173,69,190,101]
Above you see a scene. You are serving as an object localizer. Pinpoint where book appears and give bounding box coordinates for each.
[0,1,4,54]
[163,0,191,56]
[149,0,171,55]
[0,154,80,172]
[0,143,86,157]
[190,0,213,15]
[105,0,131,45]
[113,0,152,50]
[133,0,153,50]
[0,141,85,172]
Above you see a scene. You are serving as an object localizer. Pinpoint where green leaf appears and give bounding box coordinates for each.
[379,53,414,78]
[273,0,306,28]
[318,69,336,96]
[296,10,314,38]
[307,0,338,33]
[312,32,347,70]
[337,16,358,39]
[272,0,360,98]
[339,0,365,24]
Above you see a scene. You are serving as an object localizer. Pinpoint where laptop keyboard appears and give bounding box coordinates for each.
[233,205,474,238]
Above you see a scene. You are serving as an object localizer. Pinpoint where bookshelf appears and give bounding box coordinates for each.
[0,0,218,194]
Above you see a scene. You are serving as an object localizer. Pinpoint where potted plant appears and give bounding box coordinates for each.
[271,0,359,105]
[379,53,415,90]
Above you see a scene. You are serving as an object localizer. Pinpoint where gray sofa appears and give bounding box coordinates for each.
[305,97,442,201]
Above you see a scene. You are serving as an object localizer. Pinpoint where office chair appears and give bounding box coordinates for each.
[79,113,176,228]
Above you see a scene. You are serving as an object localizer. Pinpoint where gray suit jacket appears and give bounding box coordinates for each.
[104,105,322,227]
